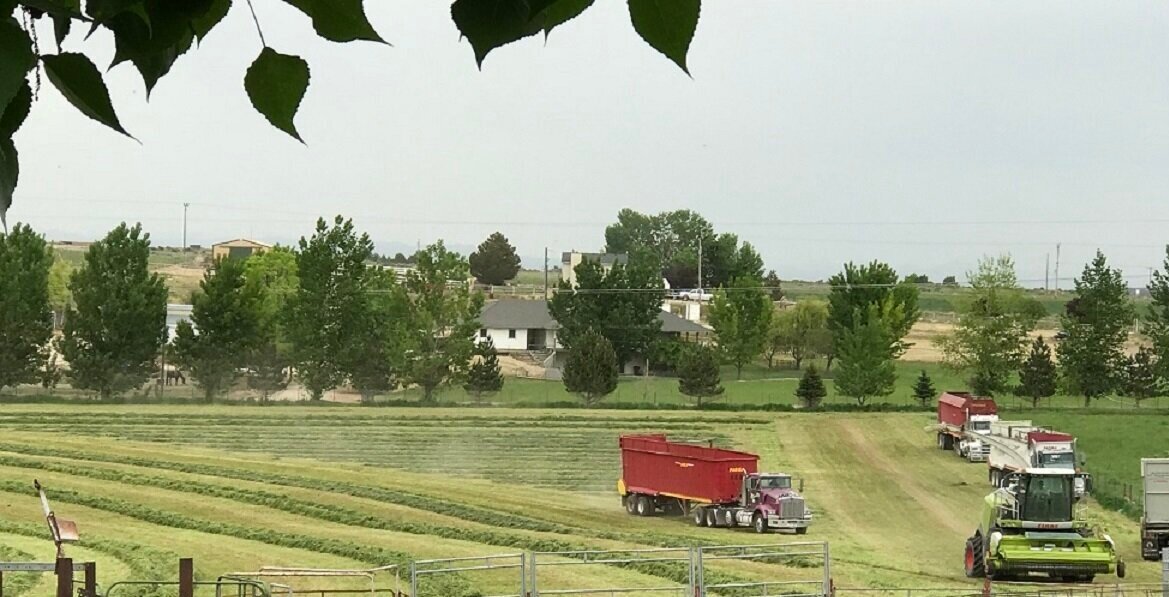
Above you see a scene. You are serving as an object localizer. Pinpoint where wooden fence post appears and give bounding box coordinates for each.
[83,562,96,597]
[179,558,193,597]
[56,558,72,597]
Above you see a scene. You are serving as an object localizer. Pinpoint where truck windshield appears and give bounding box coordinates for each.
[1019,475,1073,522]
[1038,451,1076,468]
[969,421,991,432]
[758,476,791,490]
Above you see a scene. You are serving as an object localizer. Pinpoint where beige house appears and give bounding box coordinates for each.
[211,238,271,261]
[560,252,628,287]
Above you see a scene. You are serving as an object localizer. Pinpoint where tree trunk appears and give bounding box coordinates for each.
[825,355,834,372]
[736,363,743,380]
[1083,394,1091,408]
[794,355,803,370]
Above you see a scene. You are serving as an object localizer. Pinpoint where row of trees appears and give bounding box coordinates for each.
[0,219,504,402]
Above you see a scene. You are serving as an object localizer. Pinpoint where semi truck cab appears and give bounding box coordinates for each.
[736,473,812,533]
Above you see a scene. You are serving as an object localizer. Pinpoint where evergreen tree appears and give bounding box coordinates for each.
[247,341,288,401]
[1057,251,1134,406]
[912,370,936,407]
[795,364,827,408]
[708,276,773,379]
[173,256,261,401]
[1122,347,1162,407]
[563,329,618,406]
[833,304,897,406]
[401,241,483,403]
[0,223,53,393]
[468,232,522,286]
[762,269,784,301]
[678,344,724,407]
[464,338,504,402]
[60,223,167,398]
[1017,336,1057,408]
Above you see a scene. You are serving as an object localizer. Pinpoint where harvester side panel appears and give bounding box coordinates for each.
[619,435,758,505]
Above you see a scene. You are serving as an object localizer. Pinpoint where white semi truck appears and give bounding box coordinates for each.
[1141,458,1169,560]
[983,420,1084,497]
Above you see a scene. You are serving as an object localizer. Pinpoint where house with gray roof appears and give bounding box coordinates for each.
[477,299,709,376]
[560,251,629,287]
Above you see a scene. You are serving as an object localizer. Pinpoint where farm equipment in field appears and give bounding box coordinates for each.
[616,434,812,534]
[935,391,998,462]
[984,421,1085,497]
[1140,458,1169,560]
[963,469,1124,582]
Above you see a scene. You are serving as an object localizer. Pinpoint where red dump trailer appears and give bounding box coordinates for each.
[936,392,998,462]
[617,434,812,533]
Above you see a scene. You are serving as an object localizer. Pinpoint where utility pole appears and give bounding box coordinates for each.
[543,247,549,300]
[697,237,703,293]
[182,203,190,250]
[1054,243,1061,292]
[1045,253,1050,292]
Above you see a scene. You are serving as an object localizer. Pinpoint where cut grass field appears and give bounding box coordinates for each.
[0,406,1163,596]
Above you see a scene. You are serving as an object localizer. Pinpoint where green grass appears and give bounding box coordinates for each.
[0,406,1162,593]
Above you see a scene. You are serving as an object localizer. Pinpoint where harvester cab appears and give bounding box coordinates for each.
[964,470,1123,582]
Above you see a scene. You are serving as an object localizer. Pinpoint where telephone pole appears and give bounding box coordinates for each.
[697,237,703,292]
[1045,253,1050,292]
[543,247,549,300]
[182,203,190,249]
[1054,243,1061,292]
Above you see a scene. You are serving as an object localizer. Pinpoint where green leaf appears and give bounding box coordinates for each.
[539,0,594,37]
[0,138,17,232]
[108,3,195,96]
[0,18,36,117]
[0,80,31,137]
[86,0,144,22]
[245,48,309,142]
[280,0,384,44]
[41,53,133,138]
[192,0,231,42]
[22,0,82,17]
[627,0,699,74]
[450,0,543,67]
[52,13,72,47]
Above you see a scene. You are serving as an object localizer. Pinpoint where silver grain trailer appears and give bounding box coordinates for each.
[1142,458,1169,561]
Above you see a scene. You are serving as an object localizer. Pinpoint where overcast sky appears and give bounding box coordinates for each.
[11,1,1169,284]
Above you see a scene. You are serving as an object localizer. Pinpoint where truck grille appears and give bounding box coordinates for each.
[778,497,805,519]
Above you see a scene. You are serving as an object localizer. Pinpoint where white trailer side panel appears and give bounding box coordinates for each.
[1143,458,1169,525]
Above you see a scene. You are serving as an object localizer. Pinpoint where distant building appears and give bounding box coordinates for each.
[211,238,271,261]
[560,252,628,287]
[477,299,710,377]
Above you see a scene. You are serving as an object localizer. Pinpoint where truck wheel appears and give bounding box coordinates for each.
[989,469,1000,487]
[937,433,945,449]
[706,509,719,528]
[1117,559,1126,579]
[694,507,707,527]
[964,538,985,578]
[752,513,767,534]
[624,495,637,515]
[635,496,651,516]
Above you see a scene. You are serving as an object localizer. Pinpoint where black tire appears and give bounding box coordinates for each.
[694,507,707,527]
[753,513,767,534]
[937,433,946,450]
[706,509,719,528]
[624,495,637,515]
[964,537,985,578]
[795,526,808,535]
[636,495,651,517]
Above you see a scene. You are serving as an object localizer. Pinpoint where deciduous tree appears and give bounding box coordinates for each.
[400,241,484,403]
[708,277,772,379]
[1057,251,1133,406]
[60,223,167,398]
[678,344,724,407]
[1148,246,1169,383]
[0,223,52,393]
[549,258,663,367]
[242,247,298,399]
[940,255,1038,396]
[173,256,261,401]
[469,232,521,286]
[563,329,618,406]
[827,261,919,359]
[286,217,378,400]
[769,300,830,370]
